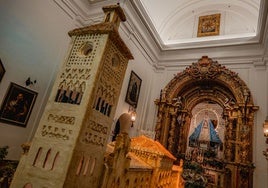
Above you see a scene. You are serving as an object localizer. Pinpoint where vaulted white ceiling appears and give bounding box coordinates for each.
[133,0,261,49]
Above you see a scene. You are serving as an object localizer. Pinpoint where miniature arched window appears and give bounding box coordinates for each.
[32,147,42,166]
[105,13,111,22]
[111,178,116,188]
[83,157,91,176]
[112,119,120,141]
[76,155,84,175]
[125,179,130,188]
[89,158,96,175]
[23,183,33,188]
[43,149,51,169]
[134,178,138,187]
[116,178,120,187]
[51,151,59,170]
[145,177,150,186]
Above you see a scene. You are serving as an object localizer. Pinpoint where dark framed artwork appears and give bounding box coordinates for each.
[197,13,221,37]
[0,82,38,127]
[125,71,142,108]
[0,59,5,82]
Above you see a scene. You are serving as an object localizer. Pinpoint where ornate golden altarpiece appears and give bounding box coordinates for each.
[155,56,258,188]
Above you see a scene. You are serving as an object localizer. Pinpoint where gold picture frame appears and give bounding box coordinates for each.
[0,82,38,127]
[197,13,221,37]
[125,71,142,108]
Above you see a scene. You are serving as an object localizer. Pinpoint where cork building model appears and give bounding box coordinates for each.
[11,4,133,188]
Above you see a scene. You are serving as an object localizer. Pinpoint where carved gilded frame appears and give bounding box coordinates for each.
[125,71,142,108]
[197,14,221,37]
[0,82,38,127]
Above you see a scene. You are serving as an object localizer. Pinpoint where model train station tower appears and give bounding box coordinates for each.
[11,4,133,188]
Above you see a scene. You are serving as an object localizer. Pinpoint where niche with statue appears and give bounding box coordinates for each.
[154,56,258,188]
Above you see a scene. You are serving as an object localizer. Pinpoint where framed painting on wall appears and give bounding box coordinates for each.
[125,71,142,108]
[197,13,221,37]
[0,82,38,127]
[0,59,5,82]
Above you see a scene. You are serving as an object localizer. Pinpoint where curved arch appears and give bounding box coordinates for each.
[174,79,236,112]
[163,56,252,105]
[112,120,121,141]
[112,113,132,141]
[195,107,220,128]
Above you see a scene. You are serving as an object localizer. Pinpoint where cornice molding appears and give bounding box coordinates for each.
[53,0,268,70]
[253,59,267,70]
[53,0,117,27]
[128,0,164,49]
[121,1,160,69]
[53,0,160,68]
[130,0,265,50]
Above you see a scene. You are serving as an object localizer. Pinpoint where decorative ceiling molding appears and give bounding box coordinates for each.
[131,0,263,50]
[53,0,117,26]
[126,0,268,68]
[121,1,160,69]
[253,59,267,70]
[53,0,268,69]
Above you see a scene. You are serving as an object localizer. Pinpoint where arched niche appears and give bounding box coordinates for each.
[154,56,258,188]
[112,113,132,141]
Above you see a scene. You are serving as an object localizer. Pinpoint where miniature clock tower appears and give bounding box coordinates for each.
[11,4,133,188]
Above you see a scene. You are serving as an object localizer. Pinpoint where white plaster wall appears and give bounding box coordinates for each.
[248,65,268,188]
[113,26,156,139]
[0,0,76,160]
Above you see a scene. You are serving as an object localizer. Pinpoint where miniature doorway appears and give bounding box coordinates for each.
[112,120,120,141]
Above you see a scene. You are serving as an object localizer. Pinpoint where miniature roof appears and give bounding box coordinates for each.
[102,4,126,22]
[105,135,177,170]
[68,4,133,60]
[131,135,176,160]
[105,140,152,170]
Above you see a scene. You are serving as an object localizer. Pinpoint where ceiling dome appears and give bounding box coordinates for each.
[135,0,261,49]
